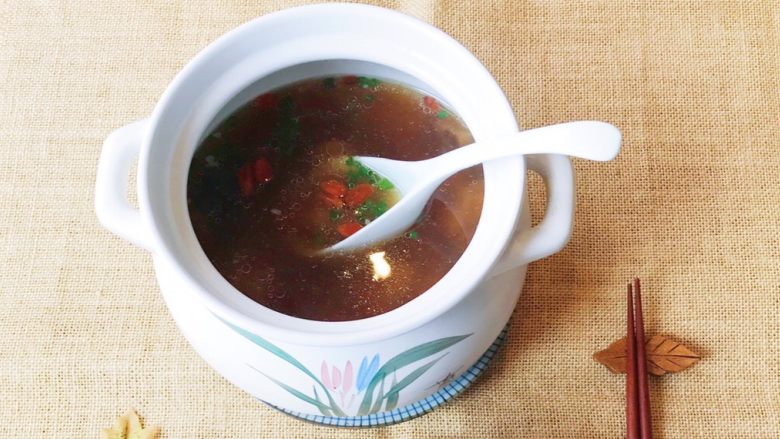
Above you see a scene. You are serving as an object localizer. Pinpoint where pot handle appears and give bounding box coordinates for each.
[94,119,155,252]
[490,154,574,276]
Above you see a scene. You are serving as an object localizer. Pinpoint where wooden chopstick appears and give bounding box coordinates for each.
[627,279,653,439]
[633,279,653,438]
[626,283,640,439]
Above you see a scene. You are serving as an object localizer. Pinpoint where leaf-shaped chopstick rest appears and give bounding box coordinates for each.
[594,335,700,376]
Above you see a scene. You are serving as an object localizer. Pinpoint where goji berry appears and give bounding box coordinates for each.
[254,158,273,183]
[337,222,363,237]
[238,164,255,197]
[319,179,347,198]
[341,75,359,86]
[423,95,440,112]
[321,194,344,209]
[344,183,374,208]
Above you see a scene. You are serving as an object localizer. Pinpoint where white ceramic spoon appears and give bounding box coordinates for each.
[323,121,621,253]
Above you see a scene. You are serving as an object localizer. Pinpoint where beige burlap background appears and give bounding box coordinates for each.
[1,1,778,437]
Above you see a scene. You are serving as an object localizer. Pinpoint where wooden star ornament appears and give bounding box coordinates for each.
[101,409,160,439]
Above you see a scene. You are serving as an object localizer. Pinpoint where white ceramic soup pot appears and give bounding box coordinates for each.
[95,4,576,420]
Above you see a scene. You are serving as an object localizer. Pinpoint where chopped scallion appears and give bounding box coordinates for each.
[376,178,394,190]
[358,76,381,89]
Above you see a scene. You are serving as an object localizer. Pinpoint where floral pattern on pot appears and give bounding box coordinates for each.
[222,319,471,416]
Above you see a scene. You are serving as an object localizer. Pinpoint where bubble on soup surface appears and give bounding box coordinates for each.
[258,268,274,281]
[323,140,345,157]
[344,96,360,111]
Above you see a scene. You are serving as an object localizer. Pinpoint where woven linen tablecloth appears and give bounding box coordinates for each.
[1,1,778,437]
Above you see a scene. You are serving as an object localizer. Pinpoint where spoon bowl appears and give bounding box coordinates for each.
[323,121,621,253]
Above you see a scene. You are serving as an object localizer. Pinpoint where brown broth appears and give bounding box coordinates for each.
[187,76,483,321]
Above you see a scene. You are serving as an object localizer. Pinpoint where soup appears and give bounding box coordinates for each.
[187,76,484,321]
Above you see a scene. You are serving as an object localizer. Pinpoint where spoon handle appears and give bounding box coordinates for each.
[420,121,621,177]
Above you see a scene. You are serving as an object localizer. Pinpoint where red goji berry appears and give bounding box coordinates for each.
[337,222,363,237]
[321,194,344,209]
[254,158,273,183]
[238,164,255,197]
[423,95,440,112]
[341,75,359,86]
[344,183,374,208]
[320,179,347,198]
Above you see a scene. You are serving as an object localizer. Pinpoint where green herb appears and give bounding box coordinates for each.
[376,177,394,191]
[345,169,361,188]
[328,209,342,222]
[364,94,375,102]
[436,110,449,119]
[406,230,419,240]
[372,200,388,217]
[322,77,336,89]
[344,155,390,188]
[358,76,381,89]
[355,199,389,222]
[345,156,373,187]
